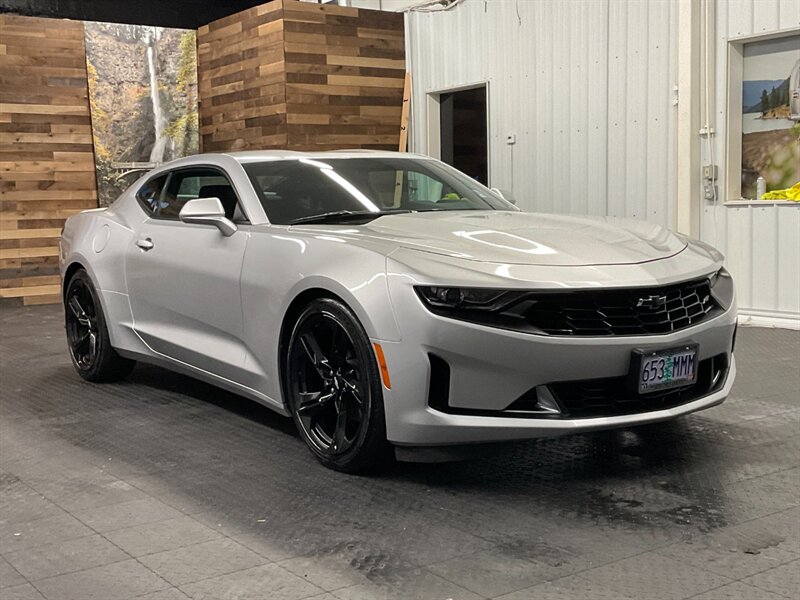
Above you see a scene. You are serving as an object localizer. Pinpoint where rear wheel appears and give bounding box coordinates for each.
[285,298,391,473]
[65,269,135,382]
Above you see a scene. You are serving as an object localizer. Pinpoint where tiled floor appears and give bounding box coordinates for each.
[1,304,798,600]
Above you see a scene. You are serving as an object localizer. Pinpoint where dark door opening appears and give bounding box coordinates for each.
[439,86,488,185]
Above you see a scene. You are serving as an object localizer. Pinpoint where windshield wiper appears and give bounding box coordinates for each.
[288,209,411,225]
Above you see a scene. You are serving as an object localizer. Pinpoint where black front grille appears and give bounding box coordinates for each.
[549,353,729,419]
[522,278,720,336]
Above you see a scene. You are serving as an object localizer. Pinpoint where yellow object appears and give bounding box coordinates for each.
[373,343,391,390]
[761,182,800,201]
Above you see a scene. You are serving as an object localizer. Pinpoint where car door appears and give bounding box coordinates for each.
[125,166,250,384]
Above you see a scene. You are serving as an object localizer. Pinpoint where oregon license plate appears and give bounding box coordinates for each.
[634,344,698,394]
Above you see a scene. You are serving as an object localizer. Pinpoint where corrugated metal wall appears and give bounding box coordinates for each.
[406,0,678,226]
[701,0,799,319]
[406,0,799,321]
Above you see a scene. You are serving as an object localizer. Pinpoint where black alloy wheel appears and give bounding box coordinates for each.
[64,270,135,382]
[66,277,98,370]
[286,298,390,472]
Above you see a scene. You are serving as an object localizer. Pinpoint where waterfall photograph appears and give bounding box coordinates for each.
[84,22,199,206]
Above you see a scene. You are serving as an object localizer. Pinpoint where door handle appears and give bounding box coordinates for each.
[136,238,154,251]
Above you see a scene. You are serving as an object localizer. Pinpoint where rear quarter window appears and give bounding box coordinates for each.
[135,175,168,215]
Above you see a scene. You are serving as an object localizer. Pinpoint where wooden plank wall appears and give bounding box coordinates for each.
[198,0,405,153]
[0,15,97,306]
[282,0,405,150]
[198,1,287,152]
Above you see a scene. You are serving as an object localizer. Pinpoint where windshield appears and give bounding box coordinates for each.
[241,157,515,225]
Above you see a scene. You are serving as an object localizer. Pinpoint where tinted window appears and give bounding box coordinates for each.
[135,175,168,215]
[158,168,242,221]
[241,158,513,225]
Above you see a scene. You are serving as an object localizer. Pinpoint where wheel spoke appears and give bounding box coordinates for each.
[332,404,348,453]
[68,296,91,327]
[341,371,359,391]
[343,387,365,424]
[339,370,362,400]
[346,387,364,407]
[299,332,330,377]
[88,332,97,362]
[68,296,82,318]
[73,330,91,350]
[297,391,335,416]
[330,325,343,366]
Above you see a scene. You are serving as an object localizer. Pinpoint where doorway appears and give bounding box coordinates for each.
[435,85,489,185]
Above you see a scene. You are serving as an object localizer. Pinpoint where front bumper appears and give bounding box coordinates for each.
[378,270,737,446]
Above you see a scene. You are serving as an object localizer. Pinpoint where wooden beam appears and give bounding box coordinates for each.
[675,0,701,236]
[398,72,411,152]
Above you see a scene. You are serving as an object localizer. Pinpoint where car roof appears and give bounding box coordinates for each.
[133,150,436,181]
[225,149,432,163]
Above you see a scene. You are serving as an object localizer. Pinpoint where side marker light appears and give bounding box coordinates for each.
[373,343,392,390]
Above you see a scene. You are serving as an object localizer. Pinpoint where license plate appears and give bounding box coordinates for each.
[634,344,698,394]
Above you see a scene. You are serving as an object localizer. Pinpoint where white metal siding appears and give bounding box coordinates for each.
[701,0,800,318]
[406,0,678,226]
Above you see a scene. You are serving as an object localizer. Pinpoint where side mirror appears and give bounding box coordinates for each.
[491,187,517,205]
[179,197,237,237]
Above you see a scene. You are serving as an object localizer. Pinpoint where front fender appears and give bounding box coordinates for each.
[239,229,400,404]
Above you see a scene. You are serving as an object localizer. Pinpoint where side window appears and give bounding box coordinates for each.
[157,168,244,222]
[135,175,168,215]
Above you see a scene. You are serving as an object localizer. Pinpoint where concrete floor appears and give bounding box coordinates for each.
[0,304,798,600]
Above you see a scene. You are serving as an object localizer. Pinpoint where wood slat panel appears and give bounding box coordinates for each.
[281,0,403,152]
[0,247,60,260]
[0,228,61,240]
[0,15,95,306]
[198,0,287,151]
[24,293,61,306]
[197,0,405,153]
[0,284,60,298]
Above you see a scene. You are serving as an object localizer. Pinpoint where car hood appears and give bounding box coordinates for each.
[354,211,687,266]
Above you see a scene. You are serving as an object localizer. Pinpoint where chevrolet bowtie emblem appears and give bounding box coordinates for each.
[636,294,667,309]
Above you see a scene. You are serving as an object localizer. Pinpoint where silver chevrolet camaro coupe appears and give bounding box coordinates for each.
[59,150,737,472]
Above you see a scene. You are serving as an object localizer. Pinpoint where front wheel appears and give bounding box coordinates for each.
[285,298,391,473]
[65,269,135,382]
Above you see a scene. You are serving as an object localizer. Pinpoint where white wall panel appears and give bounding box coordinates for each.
[776,207,800,313]
[585,0,610,219]
[701,0,799,319]
[752,0,780,33]
[750,206,779,311]
[780,0,800,29]
[606,0,630,220]
[407,0,674,225]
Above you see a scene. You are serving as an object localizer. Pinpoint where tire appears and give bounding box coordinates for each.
[285,297,392,473]
[64,269,135,382]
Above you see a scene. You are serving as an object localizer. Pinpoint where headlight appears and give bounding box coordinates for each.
[415,286,515,311]
[708,267,734,309]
